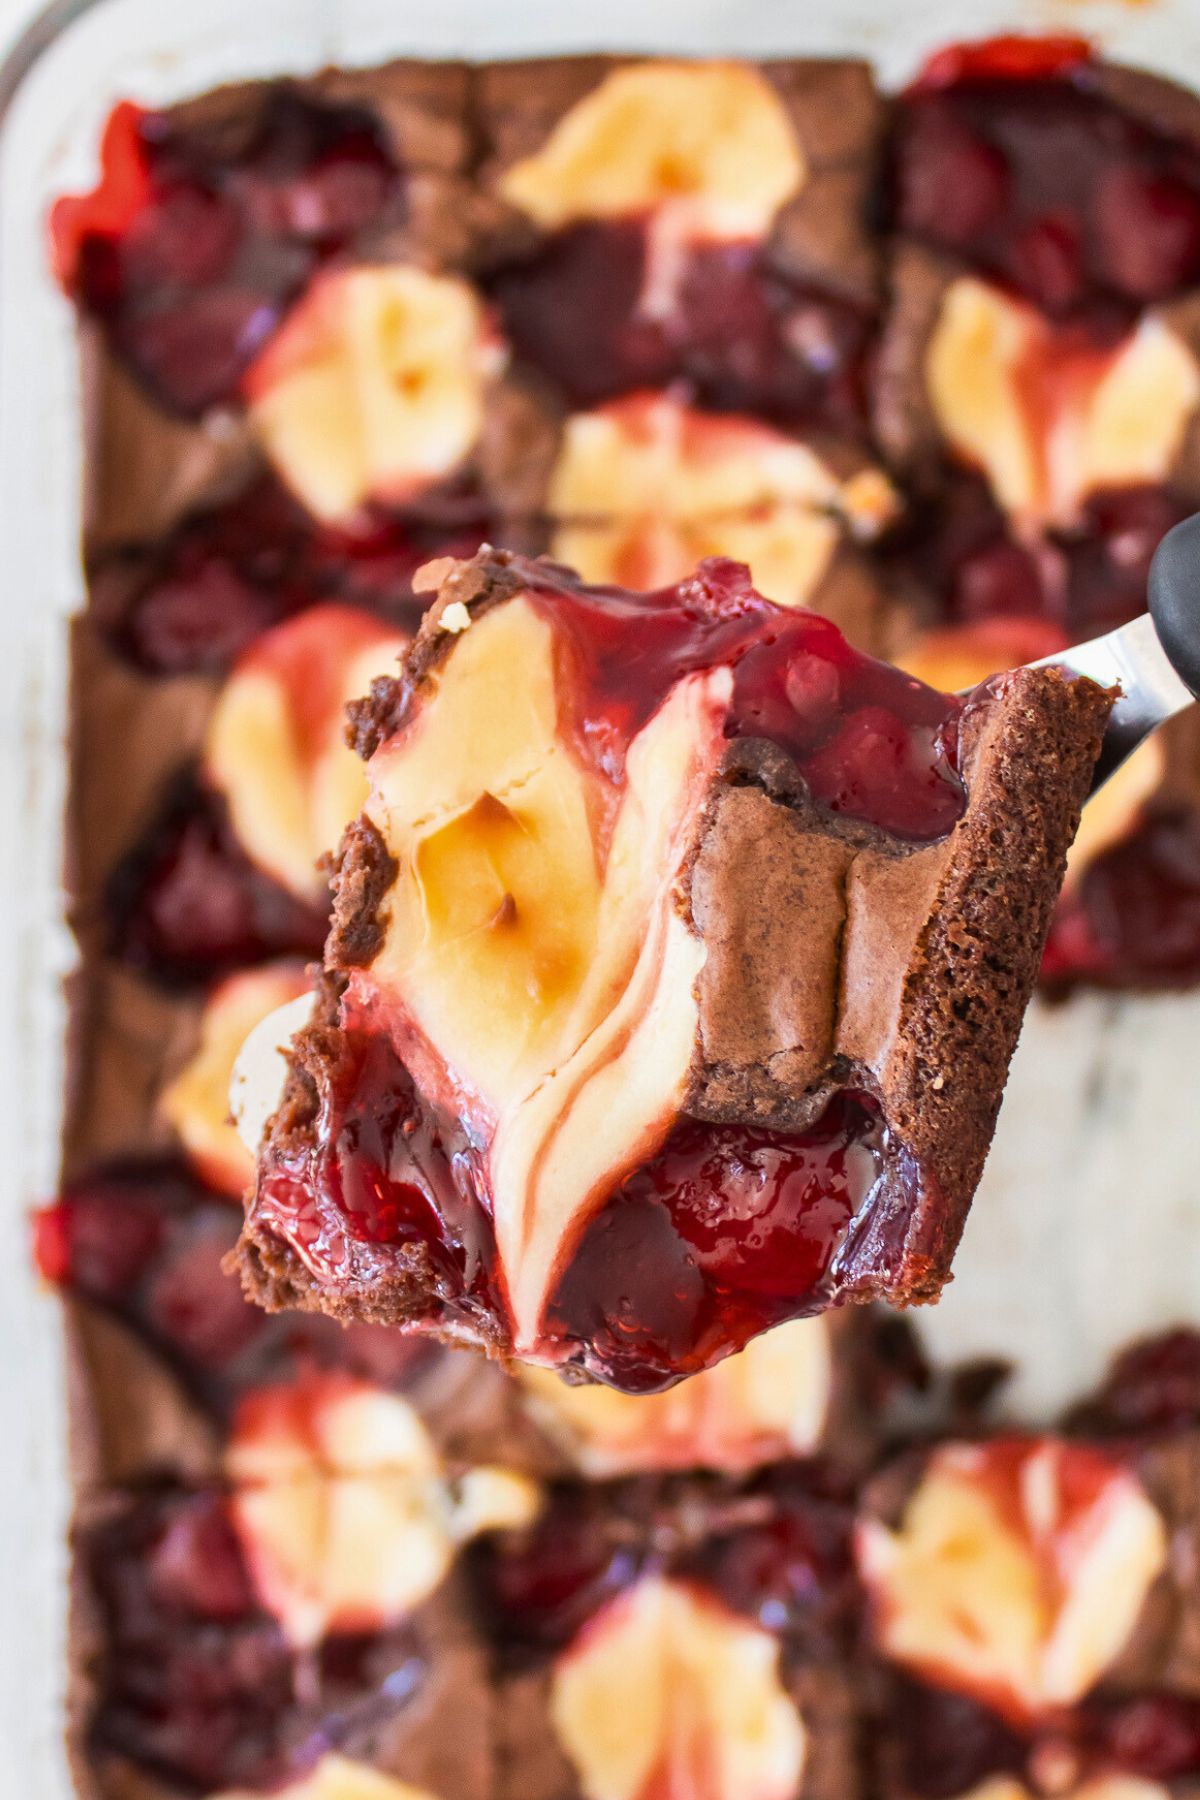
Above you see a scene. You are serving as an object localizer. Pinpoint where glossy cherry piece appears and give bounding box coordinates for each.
[545,1097,886,1392]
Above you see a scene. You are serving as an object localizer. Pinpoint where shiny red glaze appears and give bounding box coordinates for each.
[490,220,871,431]
[107,781,328,983]
[914,35,1093,91]
[1041,808,1200,991]
[527,557,965,842]
[895,68,1200,315]
[51,91,398,415]
[544,1095,886,1392]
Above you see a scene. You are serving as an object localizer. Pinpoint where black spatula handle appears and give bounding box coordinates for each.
[1149,512,1200,700]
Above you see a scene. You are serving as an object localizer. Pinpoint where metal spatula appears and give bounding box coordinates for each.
[1024,512,1200,794]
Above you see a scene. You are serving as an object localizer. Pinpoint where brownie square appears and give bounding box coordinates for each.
[476,55,884,304]
[72,1482,494,1800]
[481,1469,865,1800]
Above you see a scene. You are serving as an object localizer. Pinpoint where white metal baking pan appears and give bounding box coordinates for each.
[6,0,1200,1789]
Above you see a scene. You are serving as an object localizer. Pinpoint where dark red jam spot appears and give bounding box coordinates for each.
[51,91,398,415]
[34,1184,164,1295]
[1081,1692,1200,1779]
[34,1158,423,1415]
[894,69,1200,318]
[489,221,871,432]
[886,1676,1028,1800]
[114,286,283,417]
[255,1025,497,1328]
[523,557,965,843]
[1093,166,1200,302]
[684,1497,857,1645]
[543,1095,887,1393]
[85,1485,426,1793]
[476,1490,643,1651]
[1068,1328,1200,1435]
[93,473,473,677]
[893,474,1188,646]
[148,1489,259,1621]
[1041,807,1200,992]
[1066,487,1192,636]
[107,778,328,984]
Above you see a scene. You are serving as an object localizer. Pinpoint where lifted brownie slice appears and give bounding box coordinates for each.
[235,548,1111,1393]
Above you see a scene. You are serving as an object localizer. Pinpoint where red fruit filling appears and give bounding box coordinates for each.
[477,1489,645,1651]
[106,778,328,983]
[92,473,484,677]
[886,1677,1028,1800]
[512,557,966,841]
[1042,807,1200,992]
[681,1485,858,1647]
[1069,1328,1200,1436]
[901,478,1191,641]
[478,1477,855,1656]
[1080,1693,1200,1780]
[915,35,1094,91]
[895,56,1200,315]
[489,220,871,431]
[542,1097,887,1393]
[889,1675,1200,1797]
[254,1026,499,1337]
[35,1159,425,1413]
[84,1486,426,1793]
[257,1028,911,1392]
[51,91,398,415]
